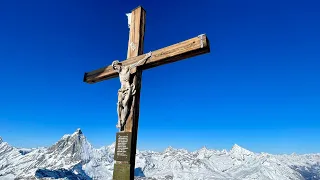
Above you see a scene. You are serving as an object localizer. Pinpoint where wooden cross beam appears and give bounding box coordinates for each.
[84,34,210,83]
[83,6,210,180]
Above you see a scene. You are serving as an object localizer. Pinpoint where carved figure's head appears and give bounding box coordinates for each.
[112,60,122,71]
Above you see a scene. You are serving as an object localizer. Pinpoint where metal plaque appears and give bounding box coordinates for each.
[114,132,132,161]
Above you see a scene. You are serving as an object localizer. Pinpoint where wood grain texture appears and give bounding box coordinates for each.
[115,6,145,180]
[126,6,145,58]
[84,34,210,83]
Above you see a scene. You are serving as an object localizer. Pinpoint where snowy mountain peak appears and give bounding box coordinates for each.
[230,144,254,161]
[201,146,208,150]
[196,146,210,154]
[107,142,116,150]
[61,128,84,139]
[231,144,252,153]
[74,128,83,135]
[231,143,241,149]
[0,137,2,144]
[46,128,93,164]
[195,146,214,159]
[165,146,175,152]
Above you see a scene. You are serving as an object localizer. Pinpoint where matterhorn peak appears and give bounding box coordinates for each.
[72,128,83,136]
[47,129,93,163]
[0,137,3,144]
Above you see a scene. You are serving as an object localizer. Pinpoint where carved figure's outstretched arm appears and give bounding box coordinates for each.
[129,51,152,69]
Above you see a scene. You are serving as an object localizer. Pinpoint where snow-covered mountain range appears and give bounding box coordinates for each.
[0,129,319,180]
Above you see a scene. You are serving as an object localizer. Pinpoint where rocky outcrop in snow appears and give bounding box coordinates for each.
[0,129,319,180]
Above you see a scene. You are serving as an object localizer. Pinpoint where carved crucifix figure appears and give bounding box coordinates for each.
[112,52,152,131]
[83,6,210,180]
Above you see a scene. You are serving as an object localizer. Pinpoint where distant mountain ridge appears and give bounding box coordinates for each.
[0,129,319,180]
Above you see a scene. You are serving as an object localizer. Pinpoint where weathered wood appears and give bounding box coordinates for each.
[84,34,210,83]
[124,6,145,180]
[126,6,145,58]
[113,6,146,180]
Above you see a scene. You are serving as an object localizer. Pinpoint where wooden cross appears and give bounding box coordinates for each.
[83,6,210,180]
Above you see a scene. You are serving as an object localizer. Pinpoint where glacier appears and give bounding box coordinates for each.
[0,129,319,180]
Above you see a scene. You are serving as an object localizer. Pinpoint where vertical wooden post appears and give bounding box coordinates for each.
[126,6,145,60]
[125,6,146,180]
[113,6,145,180]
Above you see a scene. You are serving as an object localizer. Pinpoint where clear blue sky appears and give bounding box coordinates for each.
[0,0,319,154]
